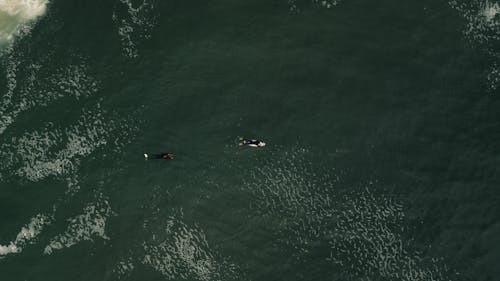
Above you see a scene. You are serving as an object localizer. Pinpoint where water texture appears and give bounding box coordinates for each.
[0,0,499,281]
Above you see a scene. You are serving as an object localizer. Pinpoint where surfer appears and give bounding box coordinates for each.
[239,137,266,147]
[144,152,175,159]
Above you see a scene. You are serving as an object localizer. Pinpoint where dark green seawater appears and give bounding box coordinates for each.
[1,0,500,280]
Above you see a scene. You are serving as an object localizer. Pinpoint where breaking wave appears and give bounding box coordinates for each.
[0,0,49,45]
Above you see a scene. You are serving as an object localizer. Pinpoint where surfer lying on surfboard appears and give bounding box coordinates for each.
[144,152,175,159]
[239,137,266,147]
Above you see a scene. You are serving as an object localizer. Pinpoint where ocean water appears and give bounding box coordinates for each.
[1,0,499,280]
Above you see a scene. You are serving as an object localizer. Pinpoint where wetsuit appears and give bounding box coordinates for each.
[149,153,174,159]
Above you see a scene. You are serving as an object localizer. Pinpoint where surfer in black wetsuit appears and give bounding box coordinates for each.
[239,137,266,147]
[144,152,175,159]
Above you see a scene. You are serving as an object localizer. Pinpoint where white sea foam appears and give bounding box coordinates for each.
[449,0,500,91]
[0,58,98,135]
[113,257,135,279]
[44,193,114,255]
[0,47,21,134]
[10,107,109,182]
[112,204,239,281]
[141,216,218,281]
[113,0,157,58]
[0,0,48,19]
[0,213,52,257]
[482,1,500,22]
[487,63,500,90]
[0,0,49,44]
[245,149,454,280]
[288,0,341,12]
[64,175,80,197]
[313,0,341,9]
[326,189,455,281]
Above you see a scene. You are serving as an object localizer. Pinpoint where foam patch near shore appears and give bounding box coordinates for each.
[0,0,49,44]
